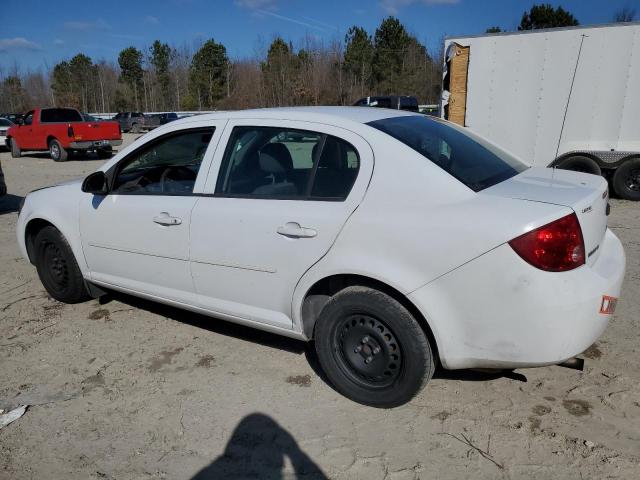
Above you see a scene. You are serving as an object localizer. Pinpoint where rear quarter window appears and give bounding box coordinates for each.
[41,108,83,123]
[368,115,528,192]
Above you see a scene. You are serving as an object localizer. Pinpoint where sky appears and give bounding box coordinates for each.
[1,0,638,72]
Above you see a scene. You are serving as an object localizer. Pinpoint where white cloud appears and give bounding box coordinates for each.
[0,37,42,52]
[64,19,110,31]
[144,15,160,25]
[380,0,460,15]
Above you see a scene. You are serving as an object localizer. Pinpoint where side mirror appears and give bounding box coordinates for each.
[82,171,109,195]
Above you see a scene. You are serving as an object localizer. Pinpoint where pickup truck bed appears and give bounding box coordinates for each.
[6,107,122,162]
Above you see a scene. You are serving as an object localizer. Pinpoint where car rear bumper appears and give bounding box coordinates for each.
[70,139,123,149]
[409,228,626,370]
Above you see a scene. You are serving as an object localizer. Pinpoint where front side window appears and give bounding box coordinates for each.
[112,128,214,195]
[215,126,359,200]
[41,108,83,123]
[23,111,34,126]
[368,115,528,192]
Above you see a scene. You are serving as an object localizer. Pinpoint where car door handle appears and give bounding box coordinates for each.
[153,212,182,226]
[277,222,317,238]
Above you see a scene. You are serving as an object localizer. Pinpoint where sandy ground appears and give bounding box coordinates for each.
[0,134,639,479]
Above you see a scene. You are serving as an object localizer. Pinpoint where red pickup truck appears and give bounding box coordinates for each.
[6,107,122,161]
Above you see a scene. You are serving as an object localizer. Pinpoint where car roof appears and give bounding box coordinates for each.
[174,106,418,128]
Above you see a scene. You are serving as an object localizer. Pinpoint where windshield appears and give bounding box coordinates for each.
[368,115,528,192]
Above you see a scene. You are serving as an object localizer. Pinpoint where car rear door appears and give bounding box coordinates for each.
[79,119,227,303]
[189,119,373,329]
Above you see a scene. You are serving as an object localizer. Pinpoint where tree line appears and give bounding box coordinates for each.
[1,4,634,114]
[0,16,441,114]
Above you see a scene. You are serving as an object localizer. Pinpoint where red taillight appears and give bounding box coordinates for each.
[509,213,585,272]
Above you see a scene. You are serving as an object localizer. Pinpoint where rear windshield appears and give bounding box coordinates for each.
[41,108,83,123]
[368,115,528,192]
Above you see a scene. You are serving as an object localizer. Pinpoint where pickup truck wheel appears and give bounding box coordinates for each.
[49,139,68,162]
[612,158,640,201]
[34,226,89,303]
[9,139,21,158]
[314,286,434,408]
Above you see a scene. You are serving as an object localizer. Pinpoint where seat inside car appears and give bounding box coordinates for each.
[252,142,298,196]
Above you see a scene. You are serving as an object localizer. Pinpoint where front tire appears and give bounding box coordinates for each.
[612,158,640,201]
[10,139,21,158]
[314,286,434,407]
[34,226,89,303]
[49,139,68,162]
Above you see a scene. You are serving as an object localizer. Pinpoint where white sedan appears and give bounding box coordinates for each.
[16,107,625,407]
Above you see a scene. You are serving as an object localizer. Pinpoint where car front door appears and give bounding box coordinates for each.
[79,120,226,302]
[190,120,373,329]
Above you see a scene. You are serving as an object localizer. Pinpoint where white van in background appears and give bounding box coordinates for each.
[441,22,640,200]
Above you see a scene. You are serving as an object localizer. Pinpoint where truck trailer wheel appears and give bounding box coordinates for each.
[555,155,601,176]
[612,158,640,201]
[49,139,68,162]
[9,139,21,158]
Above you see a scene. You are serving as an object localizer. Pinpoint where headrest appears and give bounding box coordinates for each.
[259,143,293,173]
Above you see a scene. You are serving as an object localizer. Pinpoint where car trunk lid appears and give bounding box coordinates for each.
[481,167,609,266]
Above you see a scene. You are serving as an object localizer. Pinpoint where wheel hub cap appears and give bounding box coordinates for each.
[626,169,640,192]
[338,315,402,386]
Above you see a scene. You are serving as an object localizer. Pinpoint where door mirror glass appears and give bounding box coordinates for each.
[82,171,109,195]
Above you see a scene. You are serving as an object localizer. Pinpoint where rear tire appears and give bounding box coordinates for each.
[10,139,21,158]
[49,139,68,162]
[612,158,640,201]
[34,226,89,303]
[555,155,601,176]
[97,148,112,159]
[314,286,434,408]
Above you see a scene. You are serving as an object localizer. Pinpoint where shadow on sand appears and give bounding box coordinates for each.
[191,413,328,479]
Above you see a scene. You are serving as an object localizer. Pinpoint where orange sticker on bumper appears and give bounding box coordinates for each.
[600,295,618,315]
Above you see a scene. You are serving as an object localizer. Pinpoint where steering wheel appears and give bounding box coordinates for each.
[160,166,197,193]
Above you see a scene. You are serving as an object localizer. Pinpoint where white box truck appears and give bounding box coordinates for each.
[441,22,640,200]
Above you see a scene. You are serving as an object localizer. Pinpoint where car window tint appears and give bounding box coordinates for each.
[216,127,322,198]
[113,128,214,195]
[41,108,83,123]
[310,137,360,199]
[24,112,34,126]
[216,126,360,200]
[368,115,528,192]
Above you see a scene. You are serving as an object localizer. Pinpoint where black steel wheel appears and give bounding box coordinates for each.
[334,314,403,389]
[613,158,640,201]
[34,226,89,303]
[315,286,434,408]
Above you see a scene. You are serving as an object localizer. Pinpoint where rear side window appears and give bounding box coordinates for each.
[368,115,527,192]
[41,108,83,123]
[216,126,359,200]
